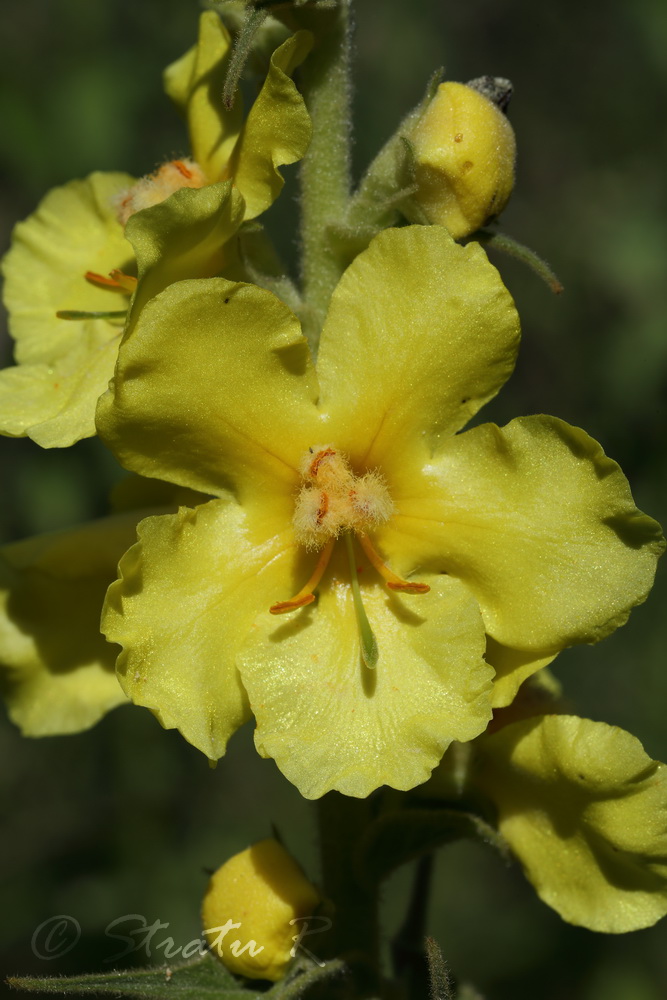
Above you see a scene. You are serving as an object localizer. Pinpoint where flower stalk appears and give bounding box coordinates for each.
[317,792,380,978]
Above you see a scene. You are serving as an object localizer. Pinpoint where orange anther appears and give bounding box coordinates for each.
[309,447,336,479]
[85,270,121,289]
[173,159,194,179]
[387,581,431,594]
[357,533,430,595]
[270,594,316,615]
[269,539,335,616]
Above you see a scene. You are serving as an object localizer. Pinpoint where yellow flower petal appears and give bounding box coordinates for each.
[485,638,557,709]
[124,180,245,333]
[2,171,133,364]
[389,415,664,655]
[0,514,140,736]
[163,11,243,182]
[0,172,134,446]
[315,226,520,469]
[232,31,313,220]
[238,548,493,799]
[476,715,667,932]
[0,333,120,447]
[96,278,320,500]
[102,499,298,760]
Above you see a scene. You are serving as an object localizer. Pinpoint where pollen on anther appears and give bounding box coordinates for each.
[293,445,394,549]
[114,158,207,226]
[316,492,329,525]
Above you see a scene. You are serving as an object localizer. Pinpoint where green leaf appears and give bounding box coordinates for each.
[7,954,346,1000]
[8,954,244,1000]
[356,808,509,887]
[270,959,346,1000]
[455,986,486,1000]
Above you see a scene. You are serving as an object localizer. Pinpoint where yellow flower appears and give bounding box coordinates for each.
[0,11,311,449]
[472,713,667,932]
[0,173,134,447]
[0,176,243,447]
[97,225,662,799]
[202,839,321,980]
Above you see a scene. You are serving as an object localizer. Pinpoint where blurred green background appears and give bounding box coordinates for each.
[1,1,666,997]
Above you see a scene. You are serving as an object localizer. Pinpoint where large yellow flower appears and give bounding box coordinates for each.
[97,225,663,799]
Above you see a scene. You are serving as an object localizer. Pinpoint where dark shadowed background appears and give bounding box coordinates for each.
[1,1,666,997]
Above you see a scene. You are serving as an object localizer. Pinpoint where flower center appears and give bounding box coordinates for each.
[270,445,430,655]
[292,444,394,550]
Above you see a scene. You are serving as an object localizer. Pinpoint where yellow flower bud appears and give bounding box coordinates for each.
[201,839,321,981]
[410,80,516,239]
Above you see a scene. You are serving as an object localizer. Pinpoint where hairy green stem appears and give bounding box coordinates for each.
[298,0,352,345]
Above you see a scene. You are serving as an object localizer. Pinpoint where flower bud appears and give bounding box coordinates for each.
[201,839,321,981]
[409,80,516,238]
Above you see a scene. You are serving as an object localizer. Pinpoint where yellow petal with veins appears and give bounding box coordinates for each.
[239,546,492,799]
[102,498,299,760]
[316,226,520,468]
[97,277,321,501]
[384,415,664,659]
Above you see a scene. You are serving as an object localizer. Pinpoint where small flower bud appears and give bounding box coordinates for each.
[201,839,321,981]
[409,80,516,239]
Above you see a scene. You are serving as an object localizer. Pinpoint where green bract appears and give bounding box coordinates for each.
[94,225,662,799]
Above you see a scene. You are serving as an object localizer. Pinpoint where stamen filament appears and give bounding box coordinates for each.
[270,538,335,615]
[357,533,430,594]
[344,532,379,670]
